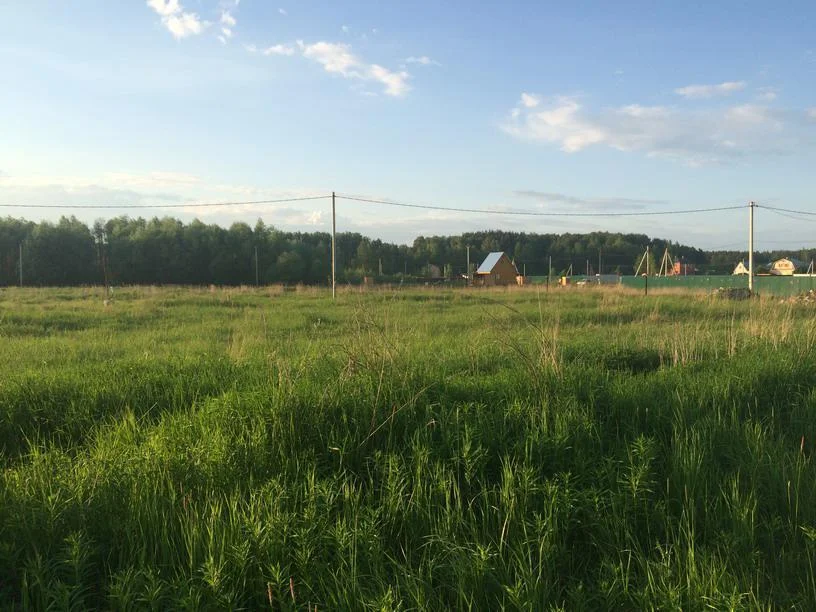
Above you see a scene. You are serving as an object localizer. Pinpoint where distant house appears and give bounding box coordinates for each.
[769,258,805,276]
[733,261,750,275]
[671,260,697,276]
[475,252,519,286]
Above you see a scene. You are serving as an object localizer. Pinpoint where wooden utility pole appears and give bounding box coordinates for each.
[645,245,649,296]
[331,192,336,299]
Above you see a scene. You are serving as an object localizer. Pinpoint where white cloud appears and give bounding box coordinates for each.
[808,108,816,121]
[503,94,809,164]
[244,43,257,53]
[221,27,232,39]
[147,0,180,17]
[504,97,604,153]
[299,41,359,74]
[674,81,746,99]
[146,0,205,39]
[368,64,410,97]
[279,8,287,16]
[725,104,780,127]
[405,56,441,67]
[263,44,295,56]
[520,93,540,108]
[757,87,778,102]
[221,11,236,27]
[165,13,205,38]
[341,25,350,33]
[297,41,410,97]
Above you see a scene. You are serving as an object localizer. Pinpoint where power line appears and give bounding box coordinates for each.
[758,204,816,217]
[337,194,744,217]
[0,195,331,210]
[759,206,816,223]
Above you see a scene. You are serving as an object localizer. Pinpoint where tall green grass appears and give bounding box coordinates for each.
[1,286,816,609]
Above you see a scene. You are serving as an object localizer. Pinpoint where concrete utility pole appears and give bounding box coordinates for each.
[18,242,23,287]
[748,201,755,294]
[254,246,259,286]
[331,192,336,299]
[466,246,470,284]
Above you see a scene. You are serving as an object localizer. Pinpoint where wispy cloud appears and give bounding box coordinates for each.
[296,41,410,97]
[405,56,441,67]
[341,25,350,34]
[520,93,540,108]
[514,190,668,210]
[146,0,206,39]
[808,108,816,121]
[279,8,287,16]
[263,44,295,56]
[674,81,746,99]
[756,86,778,102]
[503,93,812,165]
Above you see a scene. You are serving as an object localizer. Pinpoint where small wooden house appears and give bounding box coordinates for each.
[733,261,750,275]
[769,258,804,276]
[475,252,519,286]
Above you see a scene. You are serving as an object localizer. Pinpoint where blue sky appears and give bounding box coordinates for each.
[2,0,816,249]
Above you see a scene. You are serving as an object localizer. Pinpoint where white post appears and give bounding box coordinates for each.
[331,192,336,299]
[748,201,754,293]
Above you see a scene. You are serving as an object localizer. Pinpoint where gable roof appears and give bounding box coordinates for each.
[476,252,507,274]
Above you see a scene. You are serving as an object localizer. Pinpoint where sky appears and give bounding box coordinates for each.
[2,0,816,250]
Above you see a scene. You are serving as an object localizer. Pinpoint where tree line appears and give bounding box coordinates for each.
[1,215,814,286]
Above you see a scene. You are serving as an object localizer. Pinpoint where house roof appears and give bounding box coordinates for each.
[773,257,806,268]
[476,252,507,274]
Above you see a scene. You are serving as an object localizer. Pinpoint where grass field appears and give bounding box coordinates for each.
[2,285,816,610]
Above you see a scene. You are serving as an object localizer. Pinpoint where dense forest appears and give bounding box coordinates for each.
[0,215,814,286]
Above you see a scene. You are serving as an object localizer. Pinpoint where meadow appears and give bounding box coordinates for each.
[1,285,816,610]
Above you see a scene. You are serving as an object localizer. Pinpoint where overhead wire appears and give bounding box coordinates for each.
[759,206,816,224]
[336,194,744,217]
[758,204,816,217]
[0,195,331,210]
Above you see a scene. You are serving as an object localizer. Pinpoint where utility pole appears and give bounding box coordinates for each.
[18,242,23,287]
[379,257,383,276]
[598,248,602,278]
[466,246,470,284]
[331,192,336,299]
[645,245,649,296]
[748,201,755,294]
[586,259,590,278]
[254,246,259,287]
